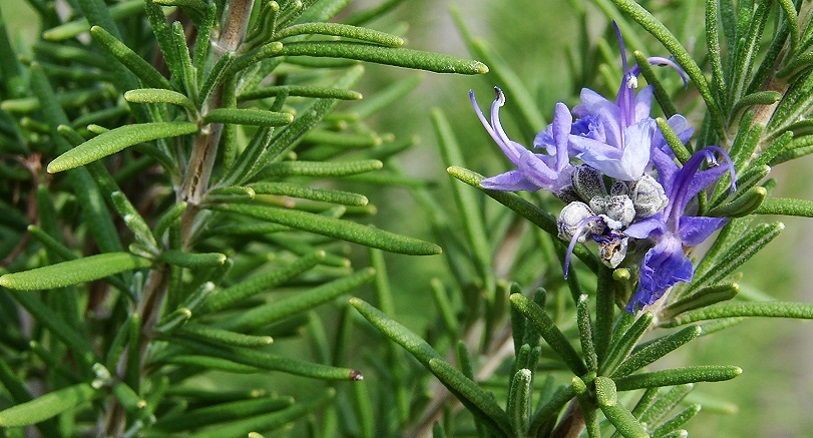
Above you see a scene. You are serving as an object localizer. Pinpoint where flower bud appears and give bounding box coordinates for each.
[630,174,668,218]
[571,164,607,202]
[558,201,594,242]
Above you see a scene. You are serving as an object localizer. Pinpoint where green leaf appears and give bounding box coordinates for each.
[258,159,383,178]
[48,122,198,173]
[172,337,362,381]
[707,186,767,217]
[652,404,701,437]
[655,118,691,164]
[203,108,294,127]
[224,268,376,331]
[731,91,782,117]
[274,23,404,47]
[179,323,273,347]
[157,250,227,268]
[509,293,587,376]
[665,301,813,326]
[227,42,284,75]
[212,203,441,255]
[755,197,813,217]
[662,283,739,319]
[152,396,294,432]
[279,42,488,74]
[185,390,333,438]
[529,384,576,435]
[428,358,513,436]
[124,88,197,113]
[614,365,742,390]
[0,384,98,427]
[203,251,325,313]
[0,252,151,290]
[613,326,702,378]
[90,25,172,89]
[639,384,693,425]
[238,85,362,102]
[577,295,598,372]
[507,368,533,436]
[601,312,654,375]
[249,182,368,206]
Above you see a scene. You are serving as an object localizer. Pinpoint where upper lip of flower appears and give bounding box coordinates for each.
[470,87,573,193]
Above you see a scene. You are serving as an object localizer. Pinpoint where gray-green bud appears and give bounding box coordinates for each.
[558,201,595,242]
[630,174,668,218]
[571,164,607,202]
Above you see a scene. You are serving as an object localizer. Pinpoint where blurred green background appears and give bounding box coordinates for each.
[3,0,812,436]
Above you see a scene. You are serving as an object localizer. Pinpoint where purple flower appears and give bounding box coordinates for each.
[472,88,574,196]
[624,147,736,312]
[568,25,687,181]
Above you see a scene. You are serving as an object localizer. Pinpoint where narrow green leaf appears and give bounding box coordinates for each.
[166,355,260,373]
[662,283,739,319]
[665,301,813,326]
[279,42,488,74]
[655,118,691,164]
[755,197,813,217]
[599,402,649,437]
[157,250,227,268]
[152,396,294,432]
[614,365,742,390]
[238,85,362,102]
[259,159,383,179]
[174,336,362,380]
[212,203,441,255]
[125,88,197,113]
[430,278,459,337]
[688,222,783,292]
[90,25,172,89]
[274,23,403,47]
[427,358,513,436]
[613,326,703,378]
[204,251,325,313]
[652,404,700,437]
[601,312,655,375]
[635,53,678,119]
[508,368,533,436]
[48,122,198,173]
[509,293,587,376]
[203,108,293,127]
[577,295,598,372]
[529,384,576,435]
[227,42,284,75]
[249,182,368,206]
[225,268,376,331]
[179,323,273,347]
[731,91,782,117]
[186,390,333,438]
[27,225,77,262]
[1,87,111,114]
[707,186,767,217]
[640,384,693,425]
[0,252,151,290]
[0,384,98,427]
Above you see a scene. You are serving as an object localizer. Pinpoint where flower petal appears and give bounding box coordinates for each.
[678,216,728,246]
[481,170,542,192]
[626,235,694,311]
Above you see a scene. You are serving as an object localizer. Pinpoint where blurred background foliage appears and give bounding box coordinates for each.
[2,0,812,436]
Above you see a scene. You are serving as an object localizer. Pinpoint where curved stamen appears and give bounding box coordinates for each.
[470,89,521,163]
[564,215,603,279]
[668,146,736,228]
[628,57,688,88]
[490,87,514,149]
